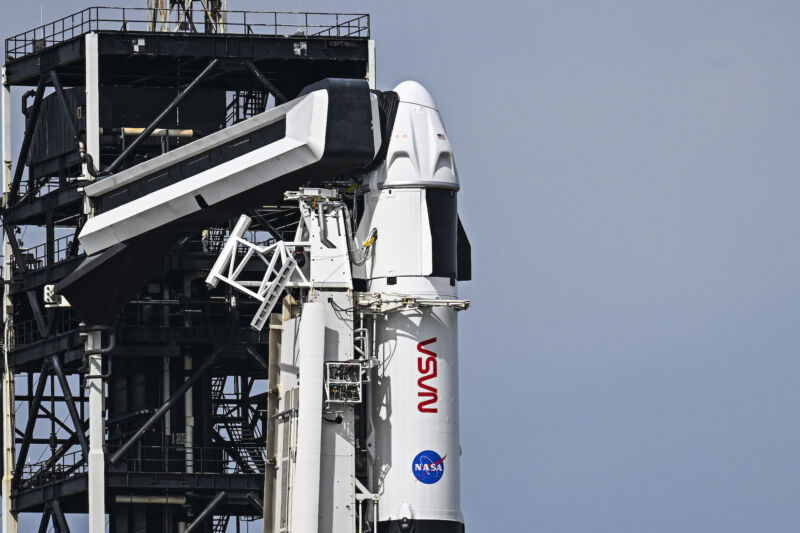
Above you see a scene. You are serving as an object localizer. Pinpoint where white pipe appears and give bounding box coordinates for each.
[290,302,326,533]
[84,33,100,185]
[1,65,18,533]
[87,330,106,533]
[85,36,105,533]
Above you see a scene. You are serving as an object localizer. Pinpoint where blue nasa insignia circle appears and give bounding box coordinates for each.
[412,450,445,484]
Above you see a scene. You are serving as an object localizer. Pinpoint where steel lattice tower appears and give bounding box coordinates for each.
[0,2,372,531]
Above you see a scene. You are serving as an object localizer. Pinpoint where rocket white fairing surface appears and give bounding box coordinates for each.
[359,81,465,533]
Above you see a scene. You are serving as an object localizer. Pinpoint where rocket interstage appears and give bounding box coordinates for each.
[358,81,466,533]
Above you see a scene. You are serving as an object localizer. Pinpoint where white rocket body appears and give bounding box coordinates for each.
[358,81,464,533]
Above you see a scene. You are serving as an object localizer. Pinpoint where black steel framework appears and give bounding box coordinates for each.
[2,6,370,532]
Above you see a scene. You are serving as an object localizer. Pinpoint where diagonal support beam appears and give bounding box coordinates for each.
[3,224,48,336]
[38,404,80,437]
[14,359,49,484]
[40,418,88,476]
[243,60,287,104]
[249,209,287,242]
[50,499,71,533]
[185,491,227,533]
[9,75,45,204]
[49,71,78,138]
[210,427,254,474]
[110,347,223,464]
[105,58,219,174]
[246,491,264,514]
[26,290,48,338]
[49,355,90,459]
[245,346,267,371]
[36,507,51,533]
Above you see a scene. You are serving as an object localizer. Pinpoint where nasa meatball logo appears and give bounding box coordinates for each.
[412,450,446,484]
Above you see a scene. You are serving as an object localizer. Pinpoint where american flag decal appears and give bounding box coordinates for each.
[437,133,447,140]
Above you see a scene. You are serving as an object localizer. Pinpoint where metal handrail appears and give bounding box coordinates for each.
[10,234,79,275]
[6,7,370,60]
[10,309,81,350]
[108,443,266,475]
[19,443,266,489]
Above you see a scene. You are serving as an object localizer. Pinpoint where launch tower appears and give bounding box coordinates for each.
[1,5,372,532]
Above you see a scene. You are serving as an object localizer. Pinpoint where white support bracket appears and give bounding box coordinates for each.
[207,187,360,331]
[354,477,379,533]
[205,214,310,331]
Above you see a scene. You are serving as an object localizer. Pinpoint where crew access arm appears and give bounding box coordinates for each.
[56,79,385,324]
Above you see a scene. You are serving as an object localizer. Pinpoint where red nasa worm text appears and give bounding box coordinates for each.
[417,338,438,413]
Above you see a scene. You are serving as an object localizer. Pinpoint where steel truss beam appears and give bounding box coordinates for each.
[245,346,267,371]
[246,491,264,514]
[49,499,71,533]
[49,355,89,458]
[13,359,49,486]
[248,209,289,240]
[15,71,80,204]
[3,224,48,337]
[243,60,287,104]
[109,348,223,464]
[36,507,51,533]
[185,491,226,533]
[105,58,220,174]
[47,72,77,138]
[41,420,88,477]
[8,76,45,204]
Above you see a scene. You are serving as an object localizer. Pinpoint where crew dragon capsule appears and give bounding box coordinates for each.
[356,81,468,533]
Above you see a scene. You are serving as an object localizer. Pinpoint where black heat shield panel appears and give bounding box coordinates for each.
[457,216,471,281]
[56,79,378,325]
[426,189,458,280]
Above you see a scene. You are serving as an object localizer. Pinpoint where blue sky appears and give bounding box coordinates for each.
[4,1,800,531]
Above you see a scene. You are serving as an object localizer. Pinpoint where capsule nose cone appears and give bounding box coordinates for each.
[393,80,438,110]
